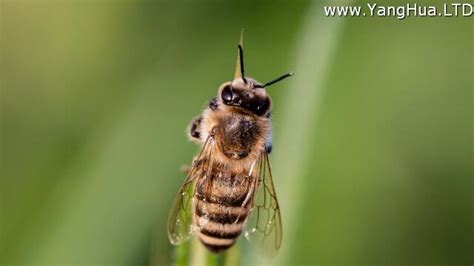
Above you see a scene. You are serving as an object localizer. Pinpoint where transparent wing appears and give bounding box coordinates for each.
[244,152,283,257]
[167,135,214,245]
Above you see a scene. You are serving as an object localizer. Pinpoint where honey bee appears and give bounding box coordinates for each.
[167,37,293,256]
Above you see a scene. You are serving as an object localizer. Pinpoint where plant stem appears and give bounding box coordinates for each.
[224,245,239,266]
[189,238,206,266]
[173,239,240,266]
[173,241,190,266]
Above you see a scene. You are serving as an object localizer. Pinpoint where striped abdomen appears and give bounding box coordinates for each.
[193,171,253,252]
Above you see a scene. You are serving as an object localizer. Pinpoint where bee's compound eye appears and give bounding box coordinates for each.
[261,98,270,111]
[253,98,270,116]
[221,86,233,103]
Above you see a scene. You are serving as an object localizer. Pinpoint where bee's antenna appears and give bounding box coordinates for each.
[238,44,247,84]
[234,30,247,84]
[262,72,294,88]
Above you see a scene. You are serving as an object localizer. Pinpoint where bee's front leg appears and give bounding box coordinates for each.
[188,97,218,142]
[188,116,203,141]
[208,97,218,111]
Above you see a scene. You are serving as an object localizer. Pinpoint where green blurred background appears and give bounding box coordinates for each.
[1,0,472,265]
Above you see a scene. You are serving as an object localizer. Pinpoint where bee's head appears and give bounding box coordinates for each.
[218,44,293,117]
[218,78,270,116]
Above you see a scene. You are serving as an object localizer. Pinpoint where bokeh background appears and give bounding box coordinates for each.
[1,0,472,265]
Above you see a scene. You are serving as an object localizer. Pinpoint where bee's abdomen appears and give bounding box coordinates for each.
[194,198,249,252]
[194,173,252,252]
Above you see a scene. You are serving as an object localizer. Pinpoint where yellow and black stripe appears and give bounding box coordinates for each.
[194,172,252,253]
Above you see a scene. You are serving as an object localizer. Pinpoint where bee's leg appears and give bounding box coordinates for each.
[265,142,272,154]
[188,116,203,140]
[209,97,218,111]
[265,137,273,154]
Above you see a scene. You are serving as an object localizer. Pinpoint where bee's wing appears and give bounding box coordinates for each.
[167,135,214,245]
[244,152,283,257]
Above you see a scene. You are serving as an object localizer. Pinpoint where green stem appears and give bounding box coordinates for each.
[224,245,239,266]
[189,238,206,266]
[173,241,190,266]
[173,240,240,266]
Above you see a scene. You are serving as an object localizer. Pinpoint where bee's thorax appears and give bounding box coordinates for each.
[200,107,270,169]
